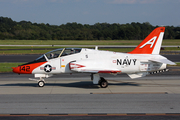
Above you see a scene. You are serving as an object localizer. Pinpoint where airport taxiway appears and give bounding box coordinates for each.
[0,71,180,94]
[0,77,180,94]
[0,73,180,115]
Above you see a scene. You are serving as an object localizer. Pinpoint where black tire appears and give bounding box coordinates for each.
[38,81,45,87]
[99,78,108,88]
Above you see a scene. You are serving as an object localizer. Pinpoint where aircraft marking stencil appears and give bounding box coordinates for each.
[139,36,157,48]
[12,27,175,88]
[116,59,137,65]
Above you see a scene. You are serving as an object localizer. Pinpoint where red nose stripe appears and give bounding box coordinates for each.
[13,62,47,74]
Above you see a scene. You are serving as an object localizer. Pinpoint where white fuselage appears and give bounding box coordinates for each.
[32,48,166,76]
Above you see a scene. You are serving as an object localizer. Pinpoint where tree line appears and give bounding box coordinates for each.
[0,16,180,40]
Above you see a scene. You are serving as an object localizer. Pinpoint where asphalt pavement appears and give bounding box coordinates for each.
[0,71,180,120]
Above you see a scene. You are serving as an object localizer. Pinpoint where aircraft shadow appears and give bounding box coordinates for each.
[0,81,140,89]
[109,82,140,86]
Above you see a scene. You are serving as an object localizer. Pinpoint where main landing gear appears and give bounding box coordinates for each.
[99,77,108,88]
[91,74,108,88]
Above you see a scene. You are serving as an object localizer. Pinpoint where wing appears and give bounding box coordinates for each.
[149,58,176,65]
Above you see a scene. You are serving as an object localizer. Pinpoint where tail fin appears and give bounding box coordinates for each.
[129,27,165,54]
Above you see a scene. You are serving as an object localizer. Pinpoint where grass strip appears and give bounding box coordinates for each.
[0,63,24,73]
[0,39,180,45]
[0,46,180,55]
[0,47,134,54]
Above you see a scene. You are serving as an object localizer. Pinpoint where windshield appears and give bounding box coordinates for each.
[22,55,47,65]
[45,48,64,59]
[35,55,47,62]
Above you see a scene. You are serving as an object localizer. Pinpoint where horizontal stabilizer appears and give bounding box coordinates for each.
[128,72,148,79]
[149,58,176,65]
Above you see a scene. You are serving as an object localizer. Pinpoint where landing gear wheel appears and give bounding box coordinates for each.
[99,77,108,88]
[38,81,45,87]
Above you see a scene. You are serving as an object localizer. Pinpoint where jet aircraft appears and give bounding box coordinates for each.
[12,27,175,88]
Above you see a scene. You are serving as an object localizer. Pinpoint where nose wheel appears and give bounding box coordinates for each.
[38,81,45,87]
[29,78,45,87]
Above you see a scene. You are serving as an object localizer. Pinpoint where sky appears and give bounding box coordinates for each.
[0,0,180,26]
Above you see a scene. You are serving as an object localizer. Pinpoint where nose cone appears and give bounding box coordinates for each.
[12,65,31,74]
[12,66,20,74]
[12,65,32,74]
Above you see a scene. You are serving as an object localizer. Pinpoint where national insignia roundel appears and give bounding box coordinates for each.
[44,64,52,72]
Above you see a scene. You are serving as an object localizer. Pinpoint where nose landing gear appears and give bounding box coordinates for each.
[38,80,45,87]
[29,77,45,87]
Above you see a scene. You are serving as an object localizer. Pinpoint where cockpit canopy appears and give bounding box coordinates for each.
[36,48,82,62]
[22,48,82,65]
[45,48,82,59]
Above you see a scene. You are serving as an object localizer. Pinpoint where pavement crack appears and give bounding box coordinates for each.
[107,86,113,94]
